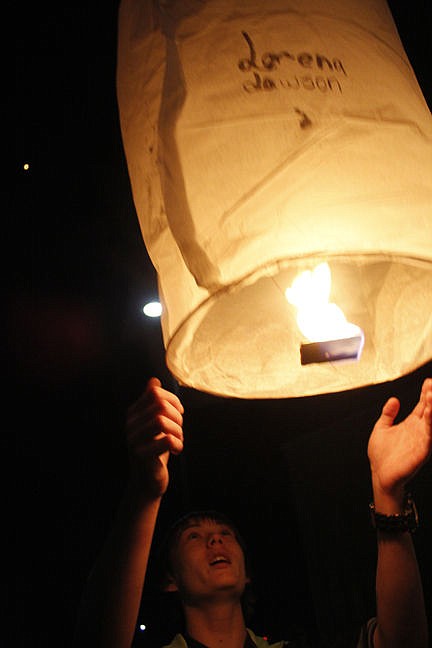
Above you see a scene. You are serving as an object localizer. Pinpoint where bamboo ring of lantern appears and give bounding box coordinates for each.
[117,0,432,398]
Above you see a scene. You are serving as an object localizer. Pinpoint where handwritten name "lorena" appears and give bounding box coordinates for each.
[238,31,347,76]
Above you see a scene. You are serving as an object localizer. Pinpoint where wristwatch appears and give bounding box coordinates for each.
[369,494,419,533]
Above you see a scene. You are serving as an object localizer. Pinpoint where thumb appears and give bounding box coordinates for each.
[147,376,162,389]
[378,396,401,428]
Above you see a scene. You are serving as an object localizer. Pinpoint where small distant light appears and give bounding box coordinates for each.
[143,301,162,318]
[139,624,146,632]
[23,163,30,171]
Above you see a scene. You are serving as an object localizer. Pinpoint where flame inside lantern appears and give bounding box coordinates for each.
[285,262,363,343]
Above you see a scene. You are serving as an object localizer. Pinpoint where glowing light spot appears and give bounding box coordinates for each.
[139,624,146,631]
[23,163,30,171]
[143,301,162,318]
[285,262,363,343]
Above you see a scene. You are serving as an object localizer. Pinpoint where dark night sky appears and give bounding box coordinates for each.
[13,2,432,647]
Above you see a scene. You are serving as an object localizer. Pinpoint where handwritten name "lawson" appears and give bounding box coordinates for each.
[238,31,347,94]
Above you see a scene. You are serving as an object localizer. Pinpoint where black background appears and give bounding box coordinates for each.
[13,2,432,646]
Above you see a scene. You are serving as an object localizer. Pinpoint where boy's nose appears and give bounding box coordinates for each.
[208,533,223,545]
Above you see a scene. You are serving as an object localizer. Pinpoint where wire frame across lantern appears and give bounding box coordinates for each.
[117,0,432,398]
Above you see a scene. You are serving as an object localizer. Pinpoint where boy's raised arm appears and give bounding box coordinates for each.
[73,378,184,648]
[368,377,432,648]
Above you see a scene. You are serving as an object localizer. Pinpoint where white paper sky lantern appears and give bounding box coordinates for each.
[116,0,432,398]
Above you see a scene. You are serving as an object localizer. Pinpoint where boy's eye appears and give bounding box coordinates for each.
[221,528,233,536]
[187,531,200,540]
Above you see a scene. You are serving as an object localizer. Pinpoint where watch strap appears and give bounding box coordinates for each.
[369,494,418,533]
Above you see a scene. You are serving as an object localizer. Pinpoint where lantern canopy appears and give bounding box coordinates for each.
[117,0,432,398]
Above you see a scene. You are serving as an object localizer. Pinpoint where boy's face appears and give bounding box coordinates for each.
[166,518,249,604]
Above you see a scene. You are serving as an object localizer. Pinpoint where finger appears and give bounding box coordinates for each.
[378,396,400,428]
[127,397,183,441]
[422,377,432,409]
[139,378,184,415]
[128,398,183,428]
[156,399,184,426]
[127,387,184,429]
[424,378,432,429]
[410,377,432,420]
[147,376,162,389]
[155,387,184,415]
[128,413,183,446]
[135,432,184,458]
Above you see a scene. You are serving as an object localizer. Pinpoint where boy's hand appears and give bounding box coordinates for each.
[368,377,432,504]
[125,377,184,498]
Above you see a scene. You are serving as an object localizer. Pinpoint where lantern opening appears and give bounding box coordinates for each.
[161,254,430,398]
